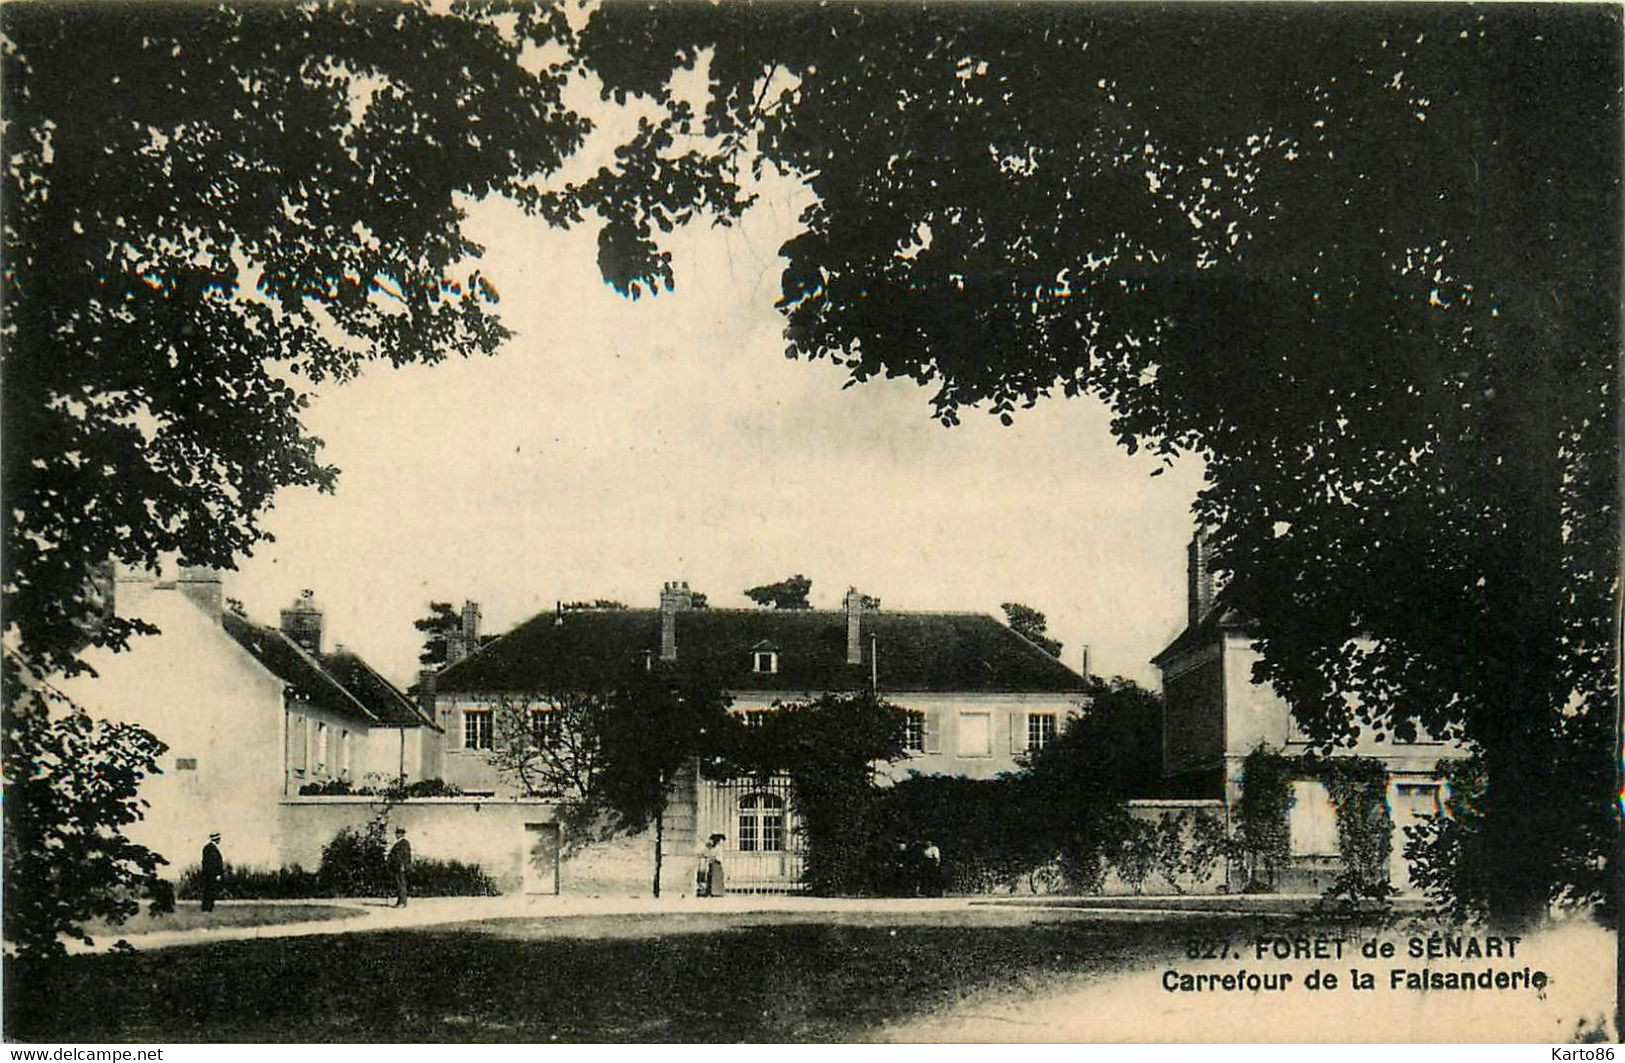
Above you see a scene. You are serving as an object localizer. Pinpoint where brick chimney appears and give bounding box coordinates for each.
[416,668,437,721]
[1187,531,1216,626]
[659,581,693,661]
[279,589,323,655]
[439,601,482,665]
[178,565,224,617]
[844,587,867,665]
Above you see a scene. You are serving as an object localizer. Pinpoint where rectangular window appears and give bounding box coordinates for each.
[530,709,561,749]
[1027,713,1057,752]
[903,711,926,752]
[739,815,758,852]
[175,756,198,771]
[464,708,494,751]
[744,709,771,729]
[957,712,992,757]
[762,807,784,852]
[314,721,327,774]
[1289,780,1340,856]
[752,651,778,674]
[1394,782,1442,820]
[340,730,350,776]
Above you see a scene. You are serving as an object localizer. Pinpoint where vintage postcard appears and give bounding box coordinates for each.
[2,0,1617,1048]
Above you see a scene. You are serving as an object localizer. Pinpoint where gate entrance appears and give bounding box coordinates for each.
[522,822,560,895]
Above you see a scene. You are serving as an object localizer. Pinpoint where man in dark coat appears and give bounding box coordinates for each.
[387,827,412,908]
[200,832,224,912]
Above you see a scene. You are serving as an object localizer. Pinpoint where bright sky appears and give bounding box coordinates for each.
[228,162,1206,690]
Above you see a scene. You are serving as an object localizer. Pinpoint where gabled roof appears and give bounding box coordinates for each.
[1150,595,1248,668]
[434,607,1086,695]
[222,613,380,727]
[322,648,441,731]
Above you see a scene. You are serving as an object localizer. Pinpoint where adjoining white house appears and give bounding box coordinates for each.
[1151,534,1472,893]
[425,582,1092,894]
[54,567,442,875]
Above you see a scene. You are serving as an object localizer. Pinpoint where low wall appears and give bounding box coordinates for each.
[1106,798,1232,896]
[276,798,697,896]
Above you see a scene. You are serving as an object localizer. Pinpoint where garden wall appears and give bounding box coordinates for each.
[275,798,696,896]
[1105,798,1233,896]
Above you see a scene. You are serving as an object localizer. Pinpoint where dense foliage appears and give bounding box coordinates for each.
[172,830,497,900]
[489,656,734,896]
[1234,746,1393,903]
[296,777,466,799]
[742,574,813,611]
[714,690,908,894]
[2,0,583,957]
[1,684,172,959]
[315,817,497,899]
[572,3,1620,927]
[2,1,585,677]
[1000,602,1061,658]
[1402,756,1491,922]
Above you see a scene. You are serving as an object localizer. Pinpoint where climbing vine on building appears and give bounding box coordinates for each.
[1234,746,1393,901]
[1235,746,1295,889]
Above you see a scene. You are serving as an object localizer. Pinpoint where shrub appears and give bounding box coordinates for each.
[298,779,360,796]
[391,778,466,800]
[1112,819,1156,894]
[317,819,391,897]
[296,777,465,798]
[877,775,1042,895]
[410,858,500,897]
[177,862,321,900]
[877,774,1129,896]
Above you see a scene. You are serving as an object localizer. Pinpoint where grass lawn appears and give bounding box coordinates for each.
[82,902,365,939]
[5,910,1273,1042]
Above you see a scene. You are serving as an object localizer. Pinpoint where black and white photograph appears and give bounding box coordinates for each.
[1,0,1618,1046]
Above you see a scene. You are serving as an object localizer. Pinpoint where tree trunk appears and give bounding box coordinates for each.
[1469,329,1567,931]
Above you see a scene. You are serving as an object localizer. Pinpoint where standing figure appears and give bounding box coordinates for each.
[200,831,225,912]
[387,826,412,908]
[704,833,726,898]
[920,839,943,897]
[888,840,911,897]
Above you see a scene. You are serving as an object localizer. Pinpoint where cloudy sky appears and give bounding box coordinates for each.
[228,157,1206,689]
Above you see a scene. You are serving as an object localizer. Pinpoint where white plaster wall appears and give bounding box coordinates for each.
[56,585,286,873]
[277,798,690,895]
[1222,634,1470,770]
[863,692,1087,781]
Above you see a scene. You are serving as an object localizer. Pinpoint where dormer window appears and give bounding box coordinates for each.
[752,650,779,674]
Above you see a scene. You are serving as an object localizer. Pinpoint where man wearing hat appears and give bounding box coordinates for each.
[386,826,412,908]
[200,832,225,912]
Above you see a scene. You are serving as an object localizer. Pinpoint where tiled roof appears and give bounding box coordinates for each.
[221,613,379,726]
[434,608,1086,695]
[322,649,440,731]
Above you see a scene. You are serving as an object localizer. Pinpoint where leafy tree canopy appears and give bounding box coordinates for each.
[570,4,1619,925]
[1027,676,1163,801]
[2,681,171,960]
[2,0,587,679]
[743,573,812,610]
[489,661,733,895]
[1000,602,1061,658]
